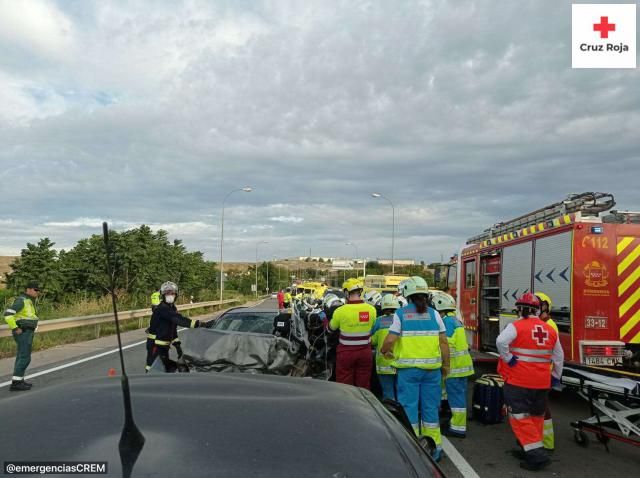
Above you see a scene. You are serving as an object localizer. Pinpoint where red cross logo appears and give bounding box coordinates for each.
[593,16,615,39]
[532,325,549,346]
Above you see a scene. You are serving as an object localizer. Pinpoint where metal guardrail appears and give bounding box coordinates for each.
[0,299,240,338]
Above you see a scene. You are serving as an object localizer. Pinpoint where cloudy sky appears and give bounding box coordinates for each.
[0,0,638,262]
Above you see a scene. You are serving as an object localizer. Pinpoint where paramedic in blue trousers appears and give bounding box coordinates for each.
[430,290,474,438]
[371,294,401,400]
[380,276,450,462]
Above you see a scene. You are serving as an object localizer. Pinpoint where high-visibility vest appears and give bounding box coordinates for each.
[3,294,38,330]
[371,314,396,375]
[505,318,557,389]
[150,292,161,307]
[443,313,474,378]
[284,293,292,302]
[329,301,376,347]
[543,316,558,372]
[391,305,442,370]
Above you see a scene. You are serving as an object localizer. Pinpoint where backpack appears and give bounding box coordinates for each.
[471,374,505,425]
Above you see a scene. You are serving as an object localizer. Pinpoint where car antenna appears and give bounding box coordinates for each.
[102,222,145,478]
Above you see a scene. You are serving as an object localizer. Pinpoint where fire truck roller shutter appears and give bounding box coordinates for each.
[533,231,572,321]
[500,241,533,332]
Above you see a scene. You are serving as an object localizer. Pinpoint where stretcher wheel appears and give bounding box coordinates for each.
[595,432,610,445]
[573,429,589,447]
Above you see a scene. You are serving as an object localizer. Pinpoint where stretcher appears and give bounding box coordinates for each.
[562,366,640,450]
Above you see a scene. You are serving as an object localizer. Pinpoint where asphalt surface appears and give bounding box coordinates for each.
[2,298,638,477]
[438,363,640,478]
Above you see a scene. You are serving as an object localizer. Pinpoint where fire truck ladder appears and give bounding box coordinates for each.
[467,192,616,244]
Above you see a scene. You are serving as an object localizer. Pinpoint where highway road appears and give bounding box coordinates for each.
[1,299,638,477]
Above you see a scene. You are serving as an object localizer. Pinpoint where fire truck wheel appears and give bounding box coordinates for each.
[573,429,589,447]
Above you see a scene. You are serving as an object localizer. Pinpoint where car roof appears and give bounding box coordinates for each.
[0,374,437,477]
[220,307,277,315]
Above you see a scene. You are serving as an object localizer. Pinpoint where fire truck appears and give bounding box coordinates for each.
[447,192,640,375]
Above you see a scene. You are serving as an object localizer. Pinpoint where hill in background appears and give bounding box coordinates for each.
[0,257,16,288]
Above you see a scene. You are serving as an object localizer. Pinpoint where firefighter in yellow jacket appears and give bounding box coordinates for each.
[327,278,377,389]
[535,291,559,452]
[431,290,474,438]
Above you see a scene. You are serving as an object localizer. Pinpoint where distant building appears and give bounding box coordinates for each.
[297,256,335,262]
[376,259,416,266]
[331,260,353,271]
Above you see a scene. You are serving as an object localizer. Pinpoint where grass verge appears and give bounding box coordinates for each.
[0,299,251,359]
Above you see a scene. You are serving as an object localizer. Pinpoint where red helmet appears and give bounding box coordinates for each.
[515,292,540,308]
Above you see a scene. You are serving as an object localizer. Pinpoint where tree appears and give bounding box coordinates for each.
[9,226,218,305]
[6,238,62,299]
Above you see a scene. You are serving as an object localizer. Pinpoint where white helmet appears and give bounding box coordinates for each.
[160,281,178,295]
[397,296,408,308]
[363,290,382,307]
[323,293,344,310]
[397,279,412,297]
[430,290,456,312]
[380,294,400,311]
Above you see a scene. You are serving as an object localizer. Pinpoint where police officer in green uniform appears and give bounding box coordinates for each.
[3,281,41,391]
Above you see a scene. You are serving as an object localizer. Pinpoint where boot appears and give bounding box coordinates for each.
[23,381,33,388]
[520,459,550,471]
[9,380,31,392]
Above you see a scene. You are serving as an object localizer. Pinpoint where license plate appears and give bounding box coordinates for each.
[585,356,621,366]
[585,316,608,329]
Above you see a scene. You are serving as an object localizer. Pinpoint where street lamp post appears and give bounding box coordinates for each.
[220,187,252,301]
[371,193,395,274]
[345,242,360,276]
[255,241,268,298]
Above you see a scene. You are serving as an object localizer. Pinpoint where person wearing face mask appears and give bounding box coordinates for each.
[380,276,450,462]
[149,281,206,372]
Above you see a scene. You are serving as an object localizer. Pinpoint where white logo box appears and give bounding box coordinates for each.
[572,3,636,68]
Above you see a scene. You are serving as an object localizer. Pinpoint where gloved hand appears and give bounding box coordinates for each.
[508,355,518,367]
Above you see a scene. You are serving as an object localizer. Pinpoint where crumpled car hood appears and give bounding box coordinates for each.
[181,328,299,375]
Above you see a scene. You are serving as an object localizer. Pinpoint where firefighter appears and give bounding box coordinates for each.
[496,292,564,471]
[534,291,559,452]
[284,288,292,309]
[431,290,474,438]
[145,315,158,373]
[380,277,450,462]
[145,289,162,372]
[150,290,161,311]
[149,281,206,372]
[363,290,383,316]
[327,278,377,389]
[3,281,41,391]
[371,294,400,400]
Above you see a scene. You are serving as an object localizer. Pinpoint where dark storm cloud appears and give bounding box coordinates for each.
[0,0,638,261]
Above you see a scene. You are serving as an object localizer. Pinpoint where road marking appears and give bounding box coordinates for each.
[0,339,147,388]
[442,436,481,478]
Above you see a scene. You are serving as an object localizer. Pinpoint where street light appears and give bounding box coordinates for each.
[371,192,395,274]
[219,187,252,301]
[345,242,359,276]
[255,241,268,298]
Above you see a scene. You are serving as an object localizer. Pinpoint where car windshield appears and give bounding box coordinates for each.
[211,312,276,334]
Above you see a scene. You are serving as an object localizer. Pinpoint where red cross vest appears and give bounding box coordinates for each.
[504,317,558,389]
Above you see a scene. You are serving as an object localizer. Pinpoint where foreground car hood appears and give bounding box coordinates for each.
[0,374,438,477]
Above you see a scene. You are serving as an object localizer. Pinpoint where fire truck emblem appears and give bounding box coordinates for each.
[584,260,609,288]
